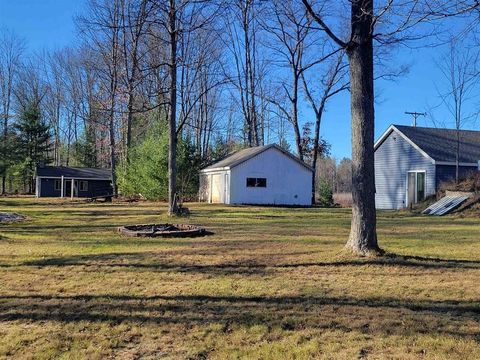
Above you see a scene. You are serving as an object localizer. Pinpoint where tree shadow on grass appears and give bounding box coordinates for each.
[13,251,480,272]
[19,252,272,276]
[285,253,480,270]
[0,293,478,341]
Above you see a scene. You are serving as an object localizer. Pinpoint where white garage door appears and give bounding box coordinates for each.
[210,174,223,203]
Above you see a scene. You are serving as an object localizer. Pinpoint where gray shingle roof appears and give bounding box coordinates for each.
[36,166,112,179]
[201,144,313,172]
[393,125,480,163]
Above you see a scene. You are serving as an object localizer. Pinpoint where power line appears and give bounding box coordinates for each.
[405,111,427,127]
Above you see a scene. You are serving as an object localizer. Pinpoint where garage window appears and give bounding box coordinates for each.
[246,177,267,188]
[54,180,61,191]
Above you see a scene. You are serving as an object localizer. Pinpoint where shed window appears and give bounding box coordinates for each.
[246,177,267,188]
[54,180,61,191]
[79,181,88,191]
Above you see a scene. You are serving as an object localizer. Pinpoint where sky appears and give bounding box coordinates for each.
[0,1,477,160]
[0,0,83,50]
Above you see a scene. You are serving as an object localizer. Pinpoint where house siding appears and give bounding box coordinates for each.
[375,130,436,209]
[39,178,112,198]
[229,147,312,206]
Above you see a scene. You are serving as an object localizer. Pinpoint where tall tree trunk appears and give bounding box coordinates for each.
[1,82,11,195]
[345,0,381,255]
[126,83,135,153]
[2,116,7,194]
[168,0,179,216]
[455,129,459,184]
[292,110,302,161]
[109,1,121,197]
[109,106,118,196]
[291,73,303,161]
[311,105,324,204]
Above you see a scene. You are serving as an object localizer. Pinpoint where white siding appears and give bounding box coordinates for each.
[229,147,312,205]
[375,130,436,209]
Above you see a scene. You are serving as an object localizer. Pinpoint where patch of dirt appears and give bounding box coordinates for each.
[0,212,25,223]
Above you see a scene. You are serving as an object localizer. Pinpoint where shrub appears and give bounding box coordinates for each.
[316,179,334,207]
[438,171,480,195]
[117,125,200,201]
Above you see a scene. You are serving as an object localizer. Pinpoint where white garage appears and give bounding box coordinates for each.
[199,144,313,206]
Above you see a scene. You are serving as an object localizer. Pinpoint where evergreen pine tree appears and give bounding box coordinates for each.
[14,103,52,193]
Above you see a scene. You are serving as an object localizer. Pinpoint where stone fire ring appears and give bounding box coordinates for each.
[118,223,207,237]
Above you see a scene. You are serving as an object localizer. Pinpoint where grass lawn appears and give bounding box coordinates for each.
[0,197,479,359]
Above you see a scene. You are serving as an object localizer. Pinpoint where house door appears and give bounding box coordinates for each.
[407,171,426,207]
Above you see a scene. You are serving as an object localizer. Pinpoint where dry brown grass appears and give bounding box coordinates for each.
[439,172,480,194]
[333,192,353,207]
[0,197,479,359]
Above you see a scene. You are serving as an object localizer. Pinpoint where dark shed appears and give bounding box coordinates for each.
[35,166,113,198]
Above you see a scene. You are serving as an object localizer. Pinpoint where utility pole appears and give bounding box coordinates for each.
[405,111,427,127]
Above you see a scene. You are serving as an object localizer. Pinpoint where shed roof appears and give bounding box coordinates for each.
[201,144,313,172]
[376,125,480,164]
[36,166,111,179]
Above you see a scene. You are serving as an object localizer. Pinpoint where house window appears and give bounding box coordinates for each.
[54,180,61,191]
[79,181,88,192]
[246,177,267,188]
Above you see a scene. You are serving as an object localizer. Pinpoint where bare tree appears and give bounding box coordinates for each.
[43,51,66,166]
[302,0,380,254]
[58,47,103,167]
[302,51,349,202]
[262,0,342,161]
[150,0,221,215]
[166,0,179,215]
[302,0,479,255]
[78,0,124,196]
[0,30,24,193]
[435,38,479,183]
[120,0,153,155]
[224,0,266,147]
[178,25,224,159]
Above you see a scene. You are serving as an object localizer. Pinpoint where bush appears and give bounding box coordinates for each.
[316,179,334,207]
[117,126,200,201]
[438,171,480,195]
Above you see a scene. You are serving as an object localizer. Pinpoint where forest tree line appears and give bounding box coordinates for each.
[0,0,351,202]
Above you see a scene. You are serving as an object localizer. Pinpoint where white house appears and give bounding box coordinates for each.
[199,144,313,206]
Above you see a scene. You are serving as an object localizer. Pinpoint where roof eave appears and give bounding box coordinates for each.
[435,161,479,167]
[36,175,111,180]
[199,143,314,173]
[375,125,436,164]
[200,166,231,173]
[270,144,314,172]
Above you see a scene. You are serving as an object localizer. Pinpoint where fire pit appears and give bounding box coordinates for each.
[118,223,208,237]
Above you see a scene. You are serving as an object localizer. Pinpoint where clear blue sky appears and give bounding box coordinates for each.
[0,0,83,50]
[1,1,476,160]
